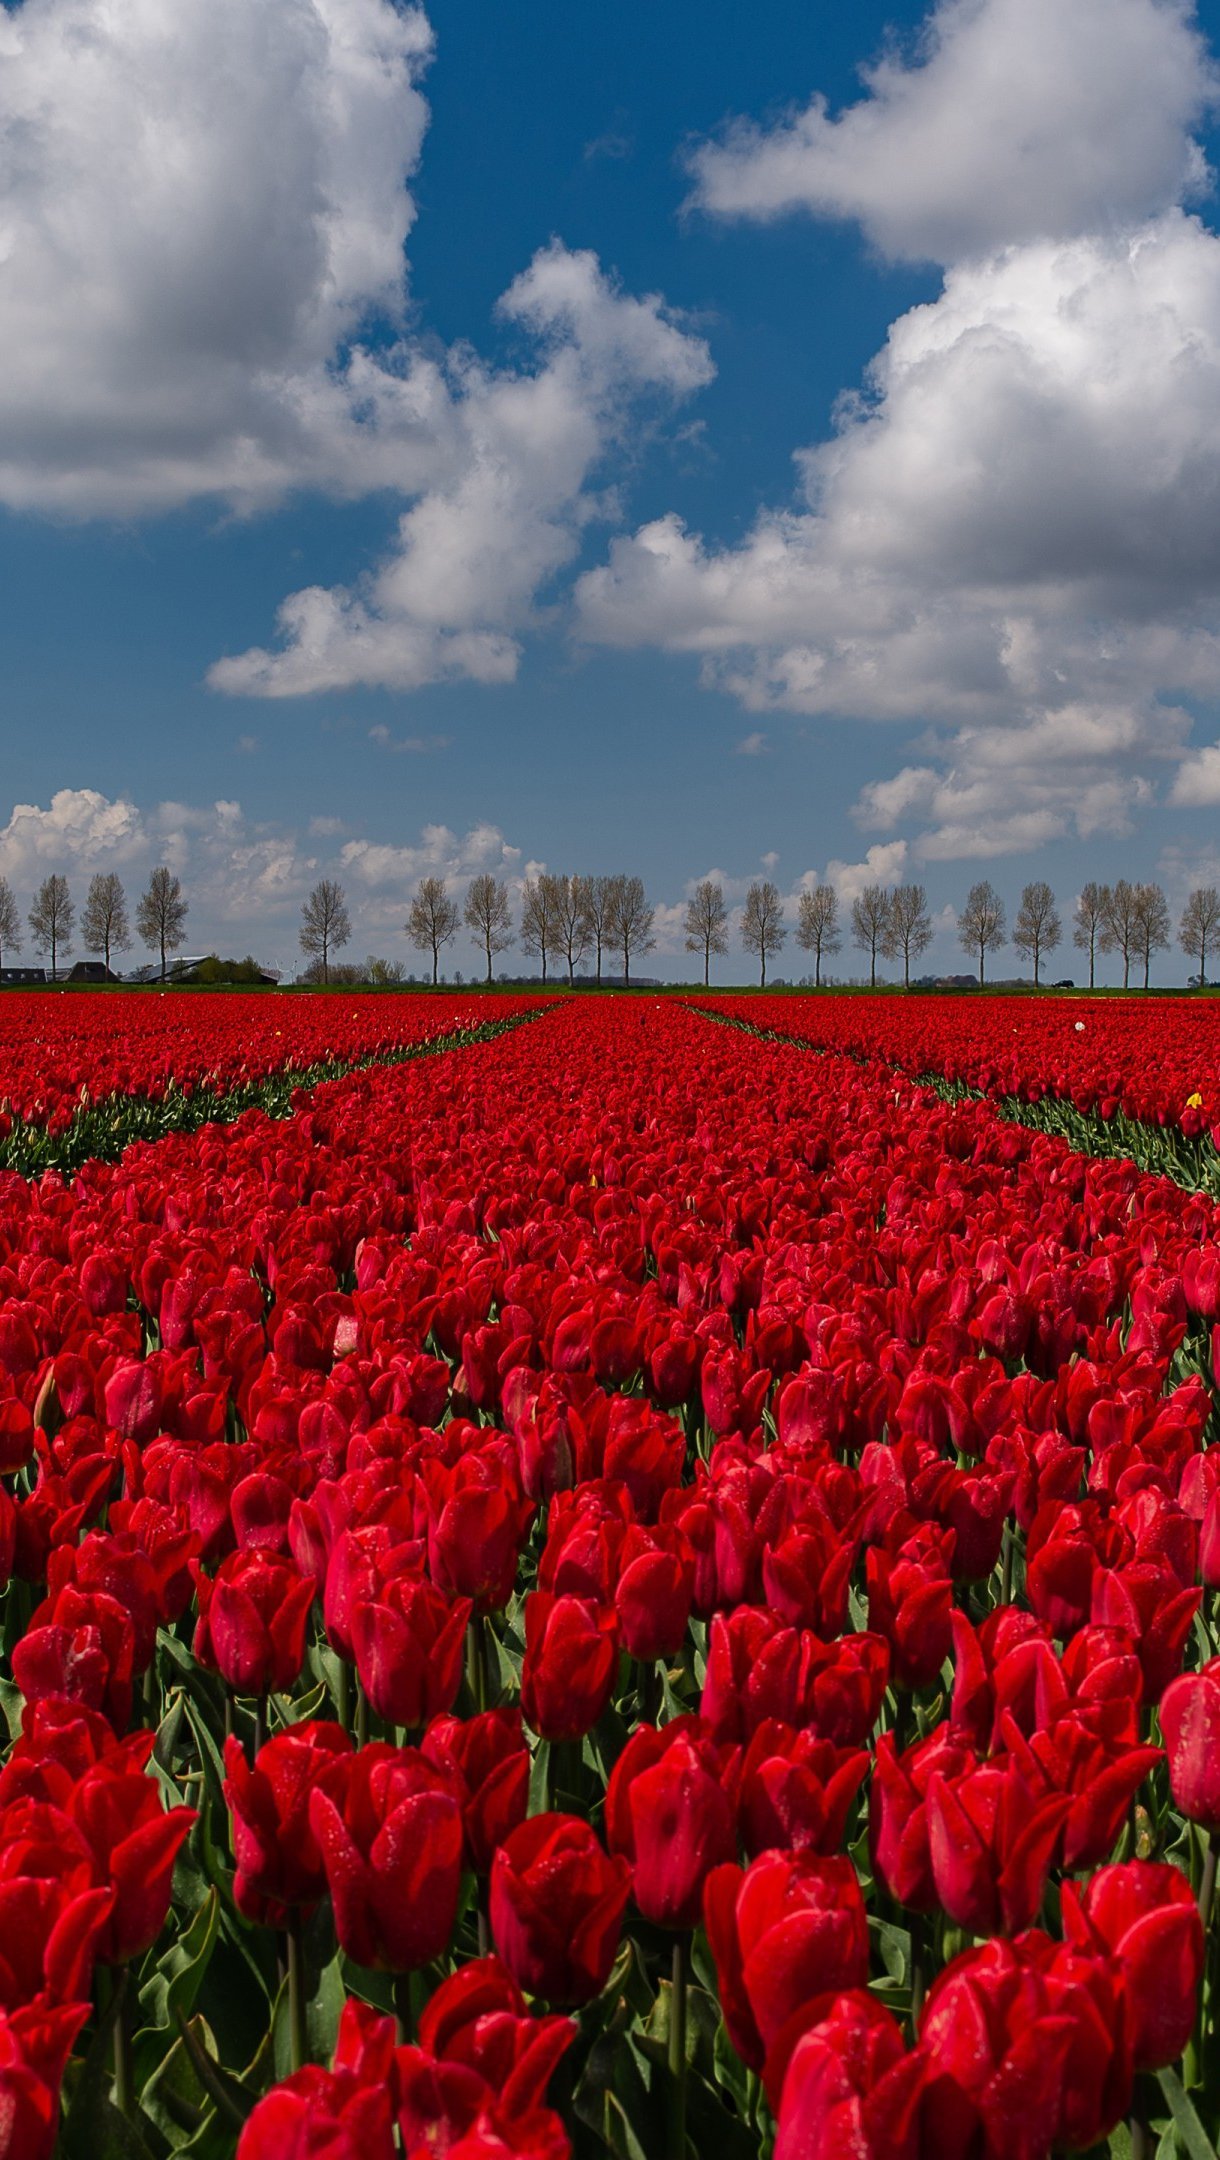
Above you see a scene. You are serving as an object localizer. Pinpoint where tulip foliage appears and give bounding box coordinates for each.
[3,992,1220,2155]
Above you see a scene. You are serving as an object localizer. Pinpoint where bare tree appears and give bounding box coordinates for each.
[0,878,22,972]
[1012,880,1061,988]
[407,876,459,985]
[136,867,188,982]
[81,873,131,979]
[546,874,593,986]
[883,883,933,989]
[795,884,840,987]
[1132,881,1171,990]
[464,874,514,984]
[741,881,786,987]
[29,874,74,982]
[684,879,729,987]
[365,956,405,986]
[1180,887,1220,987]
[1100,879,1139,990]
[520,878,562,984]
[583,876,617,986]
[958,881,1006,987]
[606,874,655,986]
[1073,881,1110,990]
[851,885,892,990]
[299,880,351,986]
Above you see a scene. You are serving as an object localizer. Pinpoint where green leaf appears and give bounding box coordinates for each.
[60,1988,157,2160]
[1156,2067,1219,2160]
[527,1738,551,1816]
[0,1674,24,1743]
[869,1915,910,1985]
[271,1950,346,2079]
[171,2012,259,2131]
[180,1693,229,1818]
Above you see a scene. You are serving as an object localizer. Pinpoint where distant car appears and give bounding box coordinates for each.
[1050,979,1075,990]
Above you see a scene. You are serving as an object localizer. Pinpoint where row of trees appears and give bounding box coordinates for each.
[795,877,1220,991]
[8,862,1216,992]
[0,869,188,981]
[302,869,1220,990]
[302,873,659,986]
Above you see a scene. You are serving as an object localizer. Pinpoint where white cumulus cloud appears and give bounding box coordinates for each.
[210,245,712,697]
[687,0,1216,265]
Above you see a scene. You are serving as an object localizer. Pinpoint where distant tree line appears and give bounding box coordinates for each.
[297,870,1220,991]
[300,872,662,987]
[0,860,1213,992]
[0,868,188,981]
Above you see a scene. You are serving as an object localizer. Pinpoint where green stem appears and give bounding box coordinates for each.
[1200,1831,1219,1933]
[909,1910,927,2035]
[466,1612,488,1714]
[335,1657,351,1734]
[355,1675,370,1751]
[110,1966,133,2118]
[285,1912,308,2074]
[1000,1522,1014,1608]
[669,1935,688,2160]
[393,1968,427,2045]
[1186,1829,1219,2090]
[253,1694,268,1758]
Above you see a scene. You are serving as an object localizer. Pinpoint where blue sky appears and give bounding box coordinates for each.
[3,0,1220,980]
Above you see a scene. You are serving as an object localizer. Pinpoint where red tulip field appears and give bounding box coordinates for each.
[7,990,1220,2157]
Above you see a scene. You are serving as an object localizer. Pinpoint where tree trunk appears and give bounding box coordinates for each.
[904,947,910,990]
[595,934,602,985]
[870,947,876,990]
[1143,950,1150,991]
[1123,950,1130,990]
[760,952,766,988]
[979,945,985,988]
[704,946,709,988]
[1089,935,1095,990]
[432,947,439,987]
[815,946,822,989]
[485,936,492,985]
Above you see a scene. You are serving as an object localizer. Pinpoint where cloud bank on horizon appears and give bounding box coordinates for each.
[3,0,1220,875]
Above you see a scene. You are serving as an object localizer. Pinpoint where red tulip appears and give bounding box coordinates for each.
[1160,1655,1220,1828]
[774,1991,928,2160]
[604,1718,738,1929]
[223,1722,353,1927]
[67,1764,195,1964]
[421,1708,530,1876]
[703,1851,868,2073]
[351,1573,471,1733]
[0,1800,114,2008]
[193,1549,315,1696]
[237,1999,396,2160]
[520,1593,618,1743]
[489,1814,630,2006]
[925,1754,1071,1935]
[919,1932,1132,2158]
[309,1744,463,1972]
[0,1999,91,2160]
[1062,1859,1203,2070]
[870,1725,974,1913]
[739,1721,868,1859]
[409,1956,574,2126]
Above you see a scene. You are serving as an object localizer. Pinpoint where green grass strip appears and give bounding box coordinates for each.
[682,999,1220,1200]
[0,1010,548,1181]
